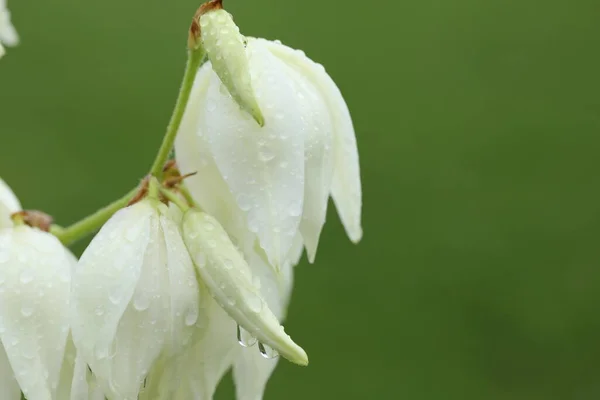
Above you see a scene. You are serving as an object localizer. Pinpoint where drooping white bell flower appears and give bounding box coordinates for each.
[176,12,362,269]
[71,199,203,400]
[0,224,74,399]
[0,0,19,59]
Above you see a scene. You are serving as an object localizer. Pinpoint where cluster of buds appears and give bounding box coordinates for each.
[0,0,361,399]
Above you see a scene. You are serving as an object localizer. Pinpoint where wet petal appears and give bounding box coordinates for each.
[0,227,72,400]
[71,201,156,399]
[202,39,305,269]
[265,40,363,243]
[0,344,19,399]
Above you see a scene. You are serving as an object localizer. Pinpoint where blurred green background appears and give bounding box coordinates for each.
[2,0,600,398]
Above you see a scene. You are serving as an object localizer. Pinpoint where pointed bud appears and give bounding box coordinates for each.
[199,8,265,126]
[71,199,203,399]
[182,208,308,366]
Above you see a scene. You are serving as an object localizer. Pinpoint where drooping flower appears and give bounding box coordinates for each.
[176,21,362,270]
[71,199,202,400]
[0,0,19,58]
[0,179,75,400]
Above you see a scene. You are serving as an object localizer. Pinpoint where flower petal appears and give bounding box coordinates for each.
[0,227,72,400]
[0,8,19,47]
[0,178,21,229]
[232,243,295,400]
[71,201,157,399]
[264,40,363,243]
[0,345,19,400]
[202,38,305,270]
[175,63,246,237]
[159,214,202,354]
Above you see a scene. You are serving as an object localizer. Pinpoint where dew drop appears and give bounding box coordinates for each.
[184,308,199,327]
[259,149,275,162]
[203,222,215,232]
[237,325,257,348]
[207,239,217,249]
[258,342,279,359]
[196,253,207,268]
[134,294,150,311]
[247,293,263,314]
[108,288,123,305]
[236,194,252,212]
[94,306,105,316]
[19,268,34,284]
[223,259,234,270]
[21,306,34,317]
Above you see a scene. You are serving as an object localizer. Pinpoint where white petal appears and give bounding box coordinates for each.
[265,40,363,243]
[159,214,202,354]
[203,39,305,270]
[0,227,72,400]
[278,59,334,262]
[0,178,21,229]
[183,210,307,365]
[0,345,19,400]
[233,243,295,400]
[0,8,19,47]
[173,299,238,400]
[71,201,158,399]
[175,63,246,237]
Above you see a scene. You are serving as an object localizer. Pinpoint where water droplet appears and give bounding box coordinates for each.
[207,239,217,249]
[95,347,108,360]
[259,149,275,162]
[275,112,285,120]
[21,306,34,317]
[223,259,234,270]
[258,342,279,359]
[94,306,105,316]
[237,325,257,348]
[236,194,252,211]
[134,294,150,311]
[19,269,34,284]
[247,292,263,314]
[109,288,123,305]
[184,308,199,326]
[203,222,215,231]
[196,253,207,268]
[253,276,262,290]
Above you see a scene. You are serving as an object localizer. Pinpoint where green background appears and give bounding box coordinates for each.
[2,0,600,398]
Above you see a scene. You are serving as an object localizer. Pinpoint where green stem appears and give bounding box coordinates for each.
[149,49,206,177]
[51,187,138,246]
[160,187,190,212]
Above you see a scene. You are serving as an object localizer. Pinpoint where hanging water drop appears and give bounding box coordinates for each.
[237,324,257,348]
[258,342,279,359]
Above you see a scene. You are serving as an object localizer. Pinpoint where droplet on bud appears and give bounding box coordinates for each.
[237,324,257,348]
[258,342,279,359]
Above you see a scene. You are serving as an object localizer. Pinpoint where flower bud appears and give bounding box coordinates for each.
[0,225,73,400]
[182,208,308,366]
[200,8,264,126]
[71,199,203,399]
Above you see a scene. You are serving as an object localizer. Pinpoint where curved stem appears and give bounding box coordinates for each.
[149,49,206,177]
[51,187,138,246]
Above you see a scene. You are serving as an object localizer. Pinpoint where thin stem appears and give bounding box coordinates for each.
[179,183,201,210]
[51,187,138,246]
[160,187,190,212]
[149,49,206,177]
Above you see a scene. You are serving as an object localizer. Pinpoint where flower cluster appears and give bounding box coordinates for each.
[0,0,18,58]
[0,1,361,399]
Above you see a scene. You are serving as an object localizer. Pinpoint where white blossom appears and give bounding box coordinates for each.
[71,199,202,400]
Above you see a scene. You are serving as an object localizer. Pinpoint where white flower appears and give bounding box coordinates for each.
[0,0,19,58]
[176,36,362,269]
[71,199,202,400]
[0,225,74,399]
